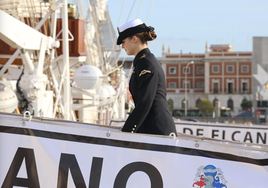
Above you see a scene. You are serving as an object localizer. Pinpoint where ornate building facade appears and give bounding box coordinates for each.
[160,43,252,116]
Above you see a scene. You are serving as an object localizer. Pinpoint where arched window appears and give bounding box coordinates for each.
[227,98,234,111]
[196,98,201,108]
[213,98,219,107]
[182,99,187,108]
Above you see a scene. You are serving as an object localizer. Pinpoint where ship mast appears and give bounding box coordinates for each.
[62,0,71,120]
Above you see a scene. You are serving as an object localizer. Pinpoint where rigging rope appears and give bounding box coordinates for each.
[117,0,125,27]
[145,0,154,23]
[136,0,143,18]
[125,0,136,23]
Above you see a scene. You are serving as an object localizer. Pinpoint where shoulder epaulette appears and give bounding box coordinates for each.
[140,53,146,59]
[139,70,151,77]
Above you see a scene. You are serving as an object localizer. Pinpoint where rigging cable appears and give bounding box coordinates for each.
[114,0,127,67]
[136,0,143,18]
[117,0,125,27]
[120,0,137,68]
[145,0,154,23]
[125,0,137,23]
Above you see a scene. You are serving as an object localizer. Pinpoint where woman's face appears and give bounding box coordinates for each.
[122,37,136,55]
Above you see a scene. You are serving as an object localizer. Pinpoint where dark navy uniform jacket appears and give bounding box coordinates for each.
[122,48,177,135]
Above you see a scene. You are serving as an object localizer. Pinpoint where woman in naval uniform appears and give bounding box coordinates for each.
[117,19,177,136]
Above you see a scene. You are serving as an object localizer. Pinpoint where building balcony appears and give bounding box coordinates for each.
[210,91,252,94]
[239,91,251,94]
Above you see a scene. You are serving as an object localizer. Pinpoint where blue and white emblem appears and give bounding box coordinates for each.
[193,165,228,188]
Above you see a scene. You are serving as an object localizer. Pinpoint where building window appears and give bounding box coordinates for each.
[169,82,176,88]
[227,98,234,111]
[196,98,201,108]
[197,83,204,89]
[227,66,234,73]
[212,66,219,73]
[197,67,204,74]
[242,82,248,93]
[183,81,190,89]
[183,67,190,74]
[169,67,176,74]
[227,82,234,93]
[242,66,249,73]
[213,82,219,93]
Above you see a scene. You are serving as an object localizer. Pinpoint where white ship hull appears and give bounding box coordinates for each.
[0,112,267,187]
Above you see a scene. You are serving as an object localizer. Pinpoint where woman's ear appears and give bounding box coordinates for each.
[132,35,138,43]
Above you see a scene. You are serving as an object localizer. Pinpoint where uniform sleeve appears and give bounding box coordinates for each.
[122,59,158,132]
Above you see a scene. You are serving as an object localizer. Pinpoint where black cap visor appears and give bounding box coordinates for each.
[117,24,149,45]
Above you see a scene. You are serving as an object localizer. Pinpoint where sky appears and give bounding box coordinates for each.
[106,0,268,58]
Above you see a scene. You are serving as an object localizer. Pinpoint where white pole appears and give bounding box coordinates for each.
[119,69,125,119]
[62,0,70,120]
[50,11,58,60]
[100,107,103,124]
[185,64,187,117]
[185,61,194,117]
[20,50,35,74]
[49,65,65,117]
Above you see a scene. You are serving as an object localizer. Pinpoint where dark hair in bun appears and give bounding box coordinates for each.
[129,27,157,44]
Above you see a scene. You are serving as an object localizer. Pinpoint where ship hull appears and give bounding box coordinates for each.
[0,113,267,187]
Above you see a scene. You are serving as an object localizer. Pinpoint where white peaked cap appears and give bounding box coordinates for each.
[117,18,151,45]
[118,19,143,32]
